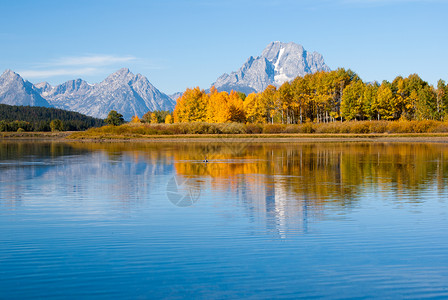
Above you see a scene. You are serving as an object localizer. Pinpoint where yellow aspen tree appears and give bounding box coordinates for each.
[207,89,230,123]
[150,113,158,124]
[376,83,395,120]
[131,115,141,123]
[244,93,266,123]
[165,114,173,124]
[260,85,277,124]
[228,91,245,123]
[205,86,219,122]
[363,83,379,120]
[341,81,365,121]
[173,87,208,122]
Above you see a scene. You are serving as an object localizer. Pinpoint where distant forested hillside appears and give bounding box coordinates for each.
[0,104,104,132]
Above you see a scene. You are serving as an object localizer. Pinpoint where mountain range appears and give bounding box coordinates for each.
[0,42,330,120]
[0,68,175,121]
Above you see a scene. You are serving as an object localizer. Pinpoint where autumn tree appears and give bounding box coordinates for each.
[130,115,141,123]
[206,87,230,123]
[341,81,365,121]
[311,71,334,123]
[173,87,208,122]
[373,82,396,120]
[291,76,312,123]
[275,82,295,124]
[165,114,173,124]
[363,83,379,120]
[416,85,437,120]
[228,91,245,122]
[260,85,277,124]
[331,69,359,121]
[150,113,158,124]
[205,88,245,123]
[244,93,266,123]
[437,79,448,119]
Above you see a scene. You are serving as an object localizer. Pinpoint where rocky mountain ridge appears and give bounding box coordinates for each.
[211,41,330,93]
[0,69,175,120]
[0,70,52,108]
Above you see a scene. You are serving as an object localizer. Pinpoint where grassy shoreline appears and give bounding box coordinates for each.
[2,130,448,143]
[61,120,448,143]
[3,120,448,143]
[1,131,72,139]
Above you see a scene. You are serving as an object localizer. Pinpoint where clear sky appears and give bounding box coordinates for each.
[0,0,446,94]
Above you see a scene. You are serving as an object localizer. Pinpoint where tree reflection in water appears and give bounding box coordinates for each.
[1,141,447,236]
[171,142,448,236]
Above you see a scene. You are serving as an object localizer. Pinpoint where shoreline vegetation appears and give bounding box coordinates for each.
[68,120,448,139]
[2,120,448,143]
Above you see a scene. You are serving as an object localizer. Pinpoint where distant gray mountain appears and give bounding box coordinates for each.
[212,41,331,93]
[42,68,176,120]
[0,70,52,107]
[169,92,183,103]
[34,81,53,94]
[41,79,94,111]
[0,68,176,120]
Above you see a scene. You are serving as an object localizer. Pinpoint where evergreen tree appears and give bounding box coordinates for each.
[105,110,125,126]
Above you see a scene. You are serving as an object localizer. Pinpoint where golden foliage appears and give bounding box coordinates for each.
[150,113,158,124]
[131,115,141,123]
[173,87,208,123]
[165,114,173,124]
[169,70,444,124]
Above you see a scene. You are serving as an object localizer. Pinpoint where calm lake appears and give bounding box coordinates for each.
[1,141,448,299]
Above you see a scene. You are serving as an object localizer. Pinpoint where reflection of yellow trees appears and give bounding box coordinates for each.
[338,143,447,198]
[63,141,448,206]
[4,141,448,235]
[171,142,448,205]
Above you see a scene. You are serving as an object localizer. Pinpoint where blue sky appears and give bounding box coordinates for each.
[0,0,446,94]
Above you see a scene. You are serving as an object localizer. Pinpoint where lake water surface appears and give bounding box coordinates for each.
[1,141,448,298]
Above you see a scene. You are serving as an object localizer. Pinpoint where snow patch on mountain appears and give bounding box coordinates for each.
[212,41,330,93]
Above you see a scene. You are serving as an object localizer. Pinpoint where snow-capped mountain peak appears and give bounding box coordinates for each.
[212,41,330,93]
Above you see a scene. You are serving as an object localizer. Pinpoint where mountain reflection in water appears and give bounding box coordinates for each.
[1,140,448,298]
[1,141,447,236]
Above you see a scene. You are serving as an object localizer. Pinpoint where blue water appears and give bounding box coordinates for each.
[1,142,448,299]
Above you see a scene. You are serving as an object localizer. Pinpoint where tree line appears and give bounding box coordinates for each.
[169,69,448,124]
[0,104,104,132]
